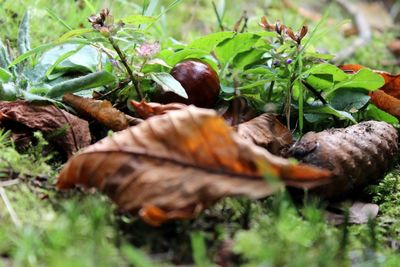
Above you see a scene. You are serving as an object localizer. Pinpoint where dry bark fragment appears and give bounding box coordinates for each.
[287,121,398,198]
[57,106,330,226]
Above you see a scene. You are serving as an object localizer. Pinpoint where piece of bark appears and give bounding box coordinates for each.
[236,113,293,155]
[57,106,330,226]
[0,100,91,157]
[287,121,398,198]
[325,202,379,225]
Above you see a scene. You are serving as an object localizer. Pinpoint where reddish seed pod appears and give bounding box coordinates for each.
[157,59,221,108]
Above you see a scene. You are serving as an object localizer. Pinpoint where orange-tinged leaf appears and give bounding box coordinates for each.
[130,100,187,119]
[369,90,400,118]
[57,106,330,225]
[63,93,128,131]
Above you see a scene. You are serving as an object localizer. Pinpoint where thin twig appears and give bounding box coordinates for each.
[0,187,21,228]
[108,36,144,99]
[212,1,224,31]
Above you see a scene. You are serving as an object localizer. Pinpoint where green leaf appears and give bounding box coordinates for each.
[8,43,56,68]
[365,104,399,124]
[233,49,266,70]
[0,40,11,69]
[150,72,188,99]
[243,67,275,75]
[304,63,348,81]
[188,31,235,52]
[0,82,17,101]
[0,68,12,82]
[45,44,85,78]
[164,48,208,66]
[304,104,356,123]
[17,11,31,56]
[119,15,157,25]
[333,68,385,91]
[191,232,214,267]
[329,89,370,112]
[82,0,96,13]
[56,28,94,43]
[121,244,157,267]
[238,80,273,90]
[46,8,73,30]
[215,33,262,67]
[46,71,116,98]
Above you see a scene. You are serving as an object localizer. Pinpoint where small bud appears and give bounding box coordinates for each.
[286,28,297,42]
[286,58,293,64]
[299,25,308,40]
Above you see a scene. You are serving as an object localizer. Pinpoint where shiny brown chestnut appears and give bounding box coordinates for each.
[157,59,220,108]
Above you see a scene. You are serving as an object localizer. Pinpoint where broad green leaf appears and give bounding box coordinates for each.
[215,33,262,66]
[119,15,157,25]
[0,82,17,101]
[233,49,266,70]
[243,67,275,75]
[329,89,370,112]
[46,71,116,98]
[56,28,94,43]
[333,68,385,91]
[365,104,399,125]
[45,45,85,78]
[304,104,356,123]
[150,72,188,99]
[8,43,56,68]
[303,63,348,81]
[188,31,235,52]
[164,48,208,66]
[305,74,334,91]
[238,80,273,90]
[17,11,31,55]
[0,40,11,69]
[0,68,12,82]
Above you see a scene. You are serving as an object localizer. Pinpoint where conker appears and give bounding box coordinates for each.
[157,59,220,108]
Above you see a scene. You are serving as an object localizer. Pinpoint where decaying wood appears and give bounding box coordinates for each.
[287,121,398,198]
[57,106,330,226]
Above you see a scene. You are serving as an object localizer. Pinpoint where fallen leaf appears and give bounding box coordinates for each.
[130,100,187,119]
[287,121,398,198]
[325,202,379,225]
[220,97,258,126]
[0,100,91,157]
[63,93,129,131]
[369,90,400,118]
[236,113,293,155]
[57,106,330,226]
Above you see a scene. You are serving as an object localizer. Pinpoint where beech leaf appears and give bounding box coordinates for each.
[0,100,91,157]
[57,106,330,226]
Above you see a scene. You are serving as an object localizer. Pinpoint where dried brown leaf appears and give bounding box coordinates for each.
[236,113,293,155]
[130,100,187,119]
[63,93,128,131]
[57,106,330,226]
[0,100,91,157]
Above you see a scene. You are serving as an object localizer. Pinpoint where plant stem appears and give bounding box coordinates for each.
[108,36,144,99]
[302,81,327,104]
[212,1,224,31]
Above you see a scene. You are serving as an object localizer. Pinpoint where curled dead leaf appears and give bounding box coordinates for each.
[0,100,91,157]
[236,113,293,155]
[57,106,330,226]
[63,93,128,131]
[130,100,187,119]
[369,90,400,118]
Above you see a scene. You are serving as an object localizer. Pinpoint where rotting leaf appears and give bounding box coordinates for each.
[63,93,128,131]
[236,113,293,155]
[369,90,400,118]
[130,100,187,119]
[0,100,91,157]
[57,106,330,226]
